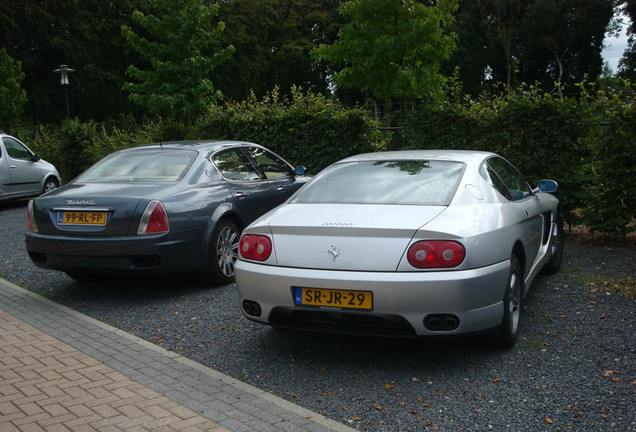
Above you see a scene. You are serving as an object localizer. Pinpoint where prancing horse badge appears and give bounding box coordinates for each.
[327,244,340,262]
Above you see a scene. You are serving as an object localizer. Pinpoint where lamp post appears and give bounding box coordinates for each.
[53,65,75,121]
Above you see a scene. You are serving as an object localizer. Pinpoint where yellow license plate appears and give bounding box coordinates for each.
[293,287,373,310]
[58,211,107,225]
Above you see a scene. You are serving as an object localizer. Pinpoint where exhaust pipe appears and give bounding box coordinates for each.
[242,300,262,317]
[443,316,459,331]
[424,314,460,331]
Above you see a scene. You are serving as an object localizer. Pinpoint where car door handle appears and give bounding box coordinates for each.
[10,165,16,170]
[277,187,285,192]
[235,192,246,199]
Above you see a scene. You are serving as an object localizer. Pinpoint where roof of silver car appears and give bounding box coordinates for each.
[339,150,496,164]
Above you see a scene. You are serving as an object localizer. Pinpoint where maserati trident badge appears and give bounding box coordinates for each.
[327,244,340,262]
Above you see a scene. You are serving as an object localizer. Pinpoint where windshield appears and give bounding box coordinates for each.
[291,160,464,205]
[76,149,197,183]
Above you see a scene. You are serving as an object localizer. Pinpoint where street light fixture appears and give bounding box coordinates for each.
[53,65,75,121]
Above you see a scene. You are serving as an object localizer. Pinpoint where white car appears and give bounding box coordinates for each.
[0,133,61,201]
[235,150,563,347]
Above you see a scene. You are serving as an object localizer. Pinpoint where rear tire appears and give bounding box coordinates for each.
[541,212,564,275]
[494,255,522,348]
[208,219,240,286]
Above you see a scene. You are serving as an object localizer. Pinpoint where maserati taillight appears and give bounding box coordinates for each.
[239,234,272,261]
[137,201,169,234]
[407,240,465,268]
[26,200,38,232]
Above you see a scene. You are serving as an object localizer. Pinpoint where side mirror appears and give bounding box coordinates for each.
[536,179,558,193]
[32,154,41,162]
[295,165,307,176]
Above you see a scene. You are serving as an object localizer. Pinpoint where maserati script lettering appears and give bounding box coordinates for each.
[65,200,96,205]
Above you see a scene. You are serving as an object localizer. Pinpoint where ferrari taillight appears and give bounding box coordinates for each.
[137,201,169,234]
[407,240,465,268]
[239,234,272,261]
[26,200,38,232]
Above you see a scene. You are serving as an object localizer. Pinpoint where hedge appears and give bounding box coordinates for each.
[195,87,379,174]
[398,82,635,237]
[16,82,635,238]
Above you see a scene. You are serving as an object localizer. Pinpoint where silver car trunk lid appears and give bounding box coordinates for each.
[269,203,446,271]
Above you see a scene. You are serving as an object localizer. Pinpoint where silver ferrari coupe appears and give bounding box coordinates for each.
[235,150,563,347]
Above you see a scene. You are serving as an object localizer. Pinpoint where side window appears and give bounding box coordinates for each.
[3,137,32,161]
[211,148,261,181]
[479,162,512,200]
[244,146,292,180]
[483,157,532,201]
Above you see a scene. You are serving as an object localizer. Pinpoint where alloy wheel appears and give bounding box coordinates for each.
[508,270,521,334]
[216,225,239,278]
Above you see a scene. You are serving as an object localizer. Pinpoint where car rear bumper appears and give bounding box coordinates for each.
[235,259,511,337]
[25,230,208,274]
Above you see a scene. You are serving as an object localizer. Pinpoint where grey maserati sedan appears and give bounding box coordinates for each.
[235,150,563,347]
[25,140,309,284]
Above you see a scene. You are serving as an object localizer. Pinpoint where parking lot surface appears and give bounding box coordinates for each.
[1,201,634,431]
[0,278,355,431]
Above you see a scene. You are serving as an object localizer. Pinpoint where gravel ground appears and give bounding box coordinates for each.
[1,201,634,431]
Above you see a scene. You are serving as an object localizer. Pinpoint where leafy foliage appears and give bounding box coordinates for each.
[399,80,635,236]
[521,0,611,99]
[618,0,636,81]
[443,0,614,97]
[215,0,343,101]
[0,0,145,122]
[0,48,27,128]
[121,0,234,124]
[17,80,636,237]
[314,0,458,102]
[28,120,163,181]
[196,87,379,173]
[580,84,636,238]
[26,88,380,179]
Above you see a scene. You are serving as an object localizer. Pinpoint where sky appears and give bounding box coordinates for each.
[601,16,631,73]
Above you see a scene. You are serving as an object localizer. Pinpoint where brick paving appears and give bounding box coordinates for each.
[0,278,354,432]
[0,308,225,432]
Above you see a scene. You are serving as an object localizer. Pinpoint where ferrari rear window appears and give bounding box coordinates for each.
[292,160,464,205]
[76,149,197,182]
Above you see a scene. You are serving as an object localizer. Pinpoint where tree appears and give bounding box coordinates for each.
[215,0,343,101]
[314,0,458,103]
[618,0,636,80]
[485,0,528,88]
[443,0,614,96]
[121,0,234,125]
[0,0,147,123]
[0,48,27,127]
[521,0,613,100]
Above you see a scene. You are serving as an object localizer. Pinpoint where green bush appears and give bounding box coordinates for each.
[580,85,636,238]
[15,82,635,238]
[23,88,380,182]
[400,86,590,226]
[27,119,165,182]
[196,87,379,173]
